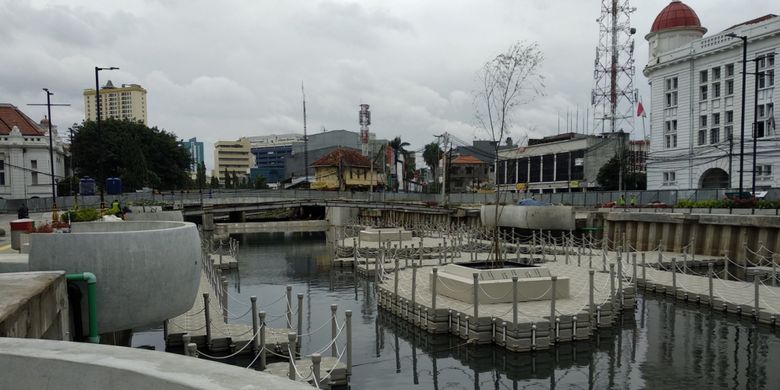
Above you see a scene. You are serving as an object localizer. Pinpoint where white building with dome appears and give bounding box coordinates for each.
[644,1,778,191]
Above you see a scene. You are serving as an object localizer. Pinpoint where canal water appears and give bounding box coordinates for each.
[135,232,780,389]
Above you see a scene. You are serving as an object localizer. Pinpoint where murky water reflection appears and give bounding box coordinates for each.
[135,232,780,389]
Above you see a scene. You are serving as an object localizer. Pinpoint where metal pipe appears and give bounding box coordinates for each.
[65,272,99,343]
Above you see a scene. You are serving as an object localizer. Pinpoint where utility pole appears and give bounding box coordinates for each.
[302,83,309,185]
[28,89,70,221]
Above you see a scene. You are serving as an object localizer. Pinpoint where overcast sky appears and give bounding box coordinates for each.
[1,0,774,169]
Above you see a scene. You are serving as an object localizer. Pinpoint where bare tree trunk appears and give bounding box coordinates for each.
[493,150,502,267]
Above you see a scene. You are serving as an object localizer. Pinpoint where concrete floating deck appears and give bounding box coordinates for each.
[378,262,635,352]
[209,253,238,270]
[166,272,292,356]
[265,357,347,389]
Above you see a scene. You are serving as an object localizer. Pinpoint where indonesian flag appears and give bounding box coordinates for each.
[637,102,647,118]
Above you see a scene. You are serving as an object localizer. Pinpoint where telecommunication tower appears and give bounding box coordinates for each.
[359,104,371,156]
[591,0,638,134]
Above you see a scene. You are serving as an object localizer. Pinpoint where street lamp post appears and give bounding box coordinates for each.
[95,66,119,210]
[726,33,748,196]
[28,90,69,221]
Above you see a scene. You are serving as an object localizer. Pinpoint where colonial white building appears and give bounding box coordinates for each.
[644,1,778,191]
[0,104,67,199]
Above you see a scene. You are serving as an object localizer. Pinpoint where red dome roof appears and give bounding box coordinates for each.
[651,1,703,33]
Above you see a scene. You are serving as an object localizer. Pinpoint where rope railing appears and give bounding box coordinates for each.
[195,324,264,360]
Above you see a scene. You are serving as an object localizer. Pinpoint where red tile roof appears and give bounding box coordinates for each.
[651,1,703,33]
[451,155,485,165]
[0,104,46,136]
[311,148,371,168]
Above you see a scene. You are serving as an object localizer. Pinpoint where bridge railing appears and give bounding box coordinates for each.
[5,187,780,213]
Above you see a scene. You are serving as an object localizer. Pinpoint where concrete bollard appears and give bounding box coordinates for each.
[181,333,191,356]
[632,253,637,283]
[438,243,443,265]
[473,273,479,319]
[286,285,293,328]
[723,250,729,281]
[683,249,688,273]
[671,258,677,292]
[588,270,595,328]
[288,332,297,380]
[311,353,322,387]
[394,258,400,306]
[550,276,558,331]
[346,310,353,376]
[331,304,338,357]
[259,311,266,369]
[297,293,304,339]
[203,292,212,347]
[577,248,582,267]
[512,276,519,325]
[186,342,197,357]
[641,253,647,284]
[251,296,259,353]
[588,231,593,257]
[708,264,714,307]
[773,254,779,288]
[432,267,438,311]
[220,277,228,319]
[657,241,663,268]
[602,250,607,272]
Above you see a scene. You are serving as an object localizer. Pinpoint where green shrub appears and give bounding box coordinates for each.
[61,208,101,222]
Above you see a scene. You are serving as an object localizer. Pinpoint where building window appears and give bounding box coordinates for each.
[712,82,721,98]
[756,164,773,179]
[699,85,708,101]
[710,128,720,144]
[698,115,708,145]
[664,120,677,148]
[726,63,735,77]
[712,67,721,81]
[755,103,774,138]
[725,110,734,140]
[31,160,38,185]
[665,77,678,108]
[726,79,734,95]
[713,113,721,125]
[758,54,775,89]
[663,171,676,185]
[699,70,708,83]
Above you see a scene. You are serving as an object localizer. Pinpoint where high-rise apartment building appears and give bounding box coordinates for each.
[181,137,204,179]
[213,138,252,182]
[83,80,147,125]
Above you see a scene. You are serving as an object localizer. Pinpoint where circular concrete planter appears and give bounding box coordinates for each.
[28,221,201,333]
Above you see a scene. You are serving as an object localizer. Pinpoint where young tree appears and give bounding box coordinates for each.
[196,162,207,189]
[423,142,443,193]
[474,41,544,265]
[254,175,269,189]
[210,176,220,189]
[388,137,410,192]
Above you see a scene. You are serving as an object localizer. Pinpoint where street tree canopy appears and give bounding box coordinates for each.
[71,119,192,191]
[596,154,647,191]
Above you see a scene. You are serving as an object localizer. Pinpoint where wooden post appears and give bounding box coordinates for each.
[411,264,418,311]
[773,254,779,288]
[202,292,212,347]
[609,264,615,303]
[296,293,304,338]
[220,277,228,320]
[251,296,259,353]
[708,264,714,308]
[617,259,624,308]
[259,311,266,369]
[641,253,647,284]
[671,257,677,293]
[286,285,293,328]
[723,250,729,281]
[512,276,519,325]
[657,241,663,268]
[588,270,595,327]
[330,304,338,357]
[602,249,607,272]
[754,277,760,318]
[311,353,322,387]
[181,333,191,356]
[473,273,479,319]
[186,343,197,357]
[550,276,558,331]
[288,332,297,380]
[438,243,443,265]
[432,267,438,311]
[632,253,637,283]
[683,249,688,273]
[346,309,353,376]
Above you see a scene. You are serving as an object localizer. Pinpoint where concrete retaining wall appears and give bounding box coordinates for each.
[0,272,69,340]
[481,205,576,231]
[603,211,780,263]
[28,221,201,333]
[0,338,311,390]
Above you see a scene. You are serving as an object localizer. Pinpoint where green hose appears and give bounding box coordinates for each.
[65,272,99,343]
